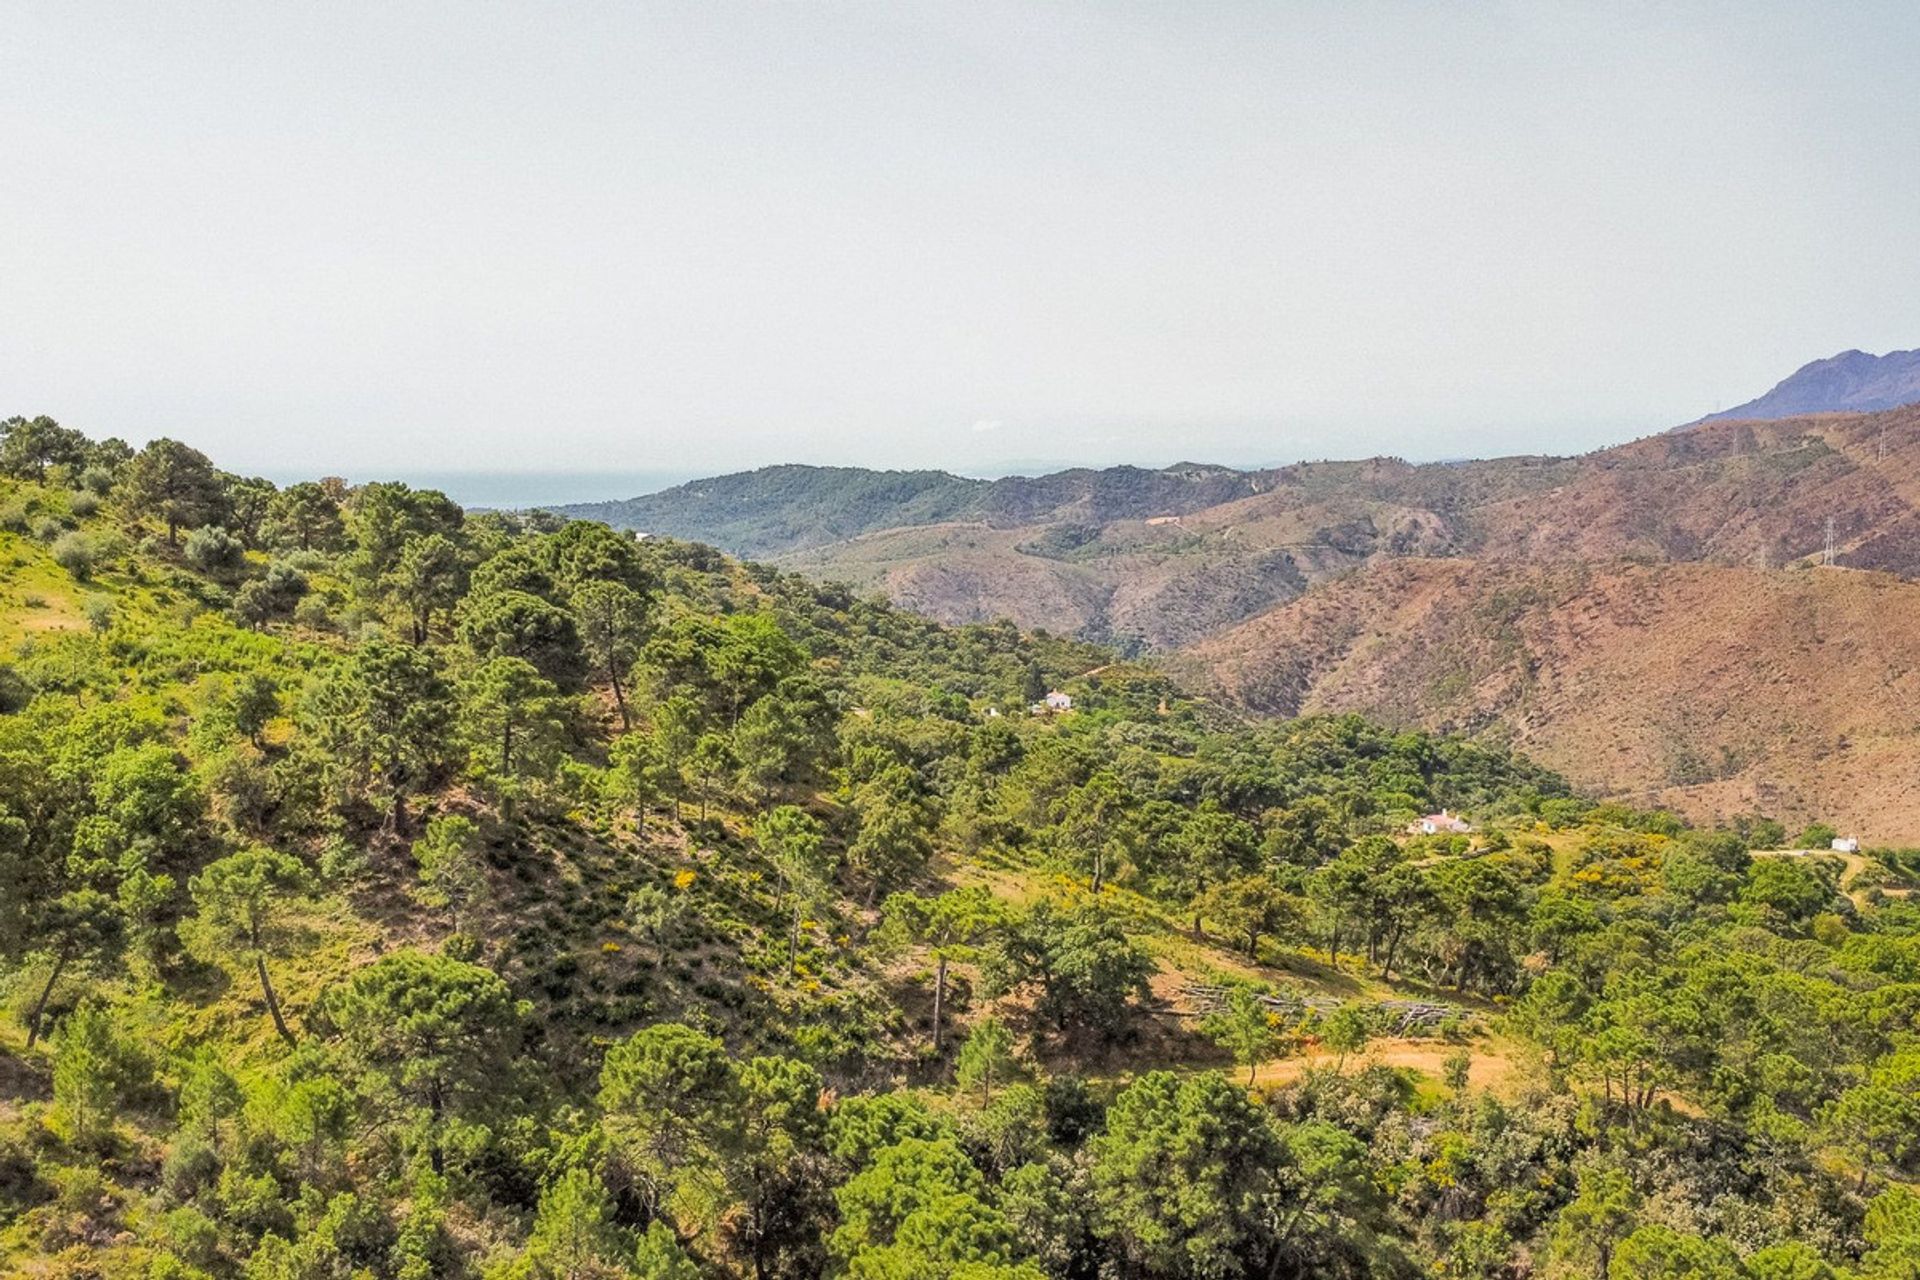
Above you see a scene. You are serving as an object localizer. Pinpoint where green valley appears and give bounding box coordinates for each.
[4,416,1920,1279]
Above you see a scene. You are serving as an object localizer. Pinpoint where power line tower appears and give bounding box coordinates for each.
[1823,515,1836,567]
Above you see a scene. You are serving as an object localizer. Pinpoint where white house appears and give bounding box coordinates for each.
[1410,809,1473,836]
[1832,836,1861,854]
[1044,690,1073,712]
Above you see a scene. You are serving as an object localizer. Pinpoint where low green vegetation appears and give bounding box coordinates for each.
[3,413,1920,1279]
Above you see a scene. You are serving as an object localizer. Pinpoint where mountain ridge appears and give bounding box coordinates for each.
[557,347,1920,555]
[553,459,1272,559]
[1697,347,1920,423]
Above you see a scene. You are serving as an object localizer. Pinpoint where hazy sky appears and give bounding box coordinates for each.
[5,2,1918,481]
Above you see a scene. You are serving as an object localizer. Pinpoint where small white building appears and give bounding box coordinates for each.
[1832,836,1861,854]
[1044,690,1073,712]
[1410,809,1473,836]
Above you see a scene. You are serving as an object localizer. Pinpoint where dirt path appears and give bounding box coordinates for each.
[1244,1036,1526,1094]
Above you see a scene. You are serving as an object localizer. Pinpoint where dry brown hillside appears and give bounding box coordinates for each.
[777,406,1920,649]
[1182,558,1920,839]
[1463,406,1920,570]
[779,521,1313,650]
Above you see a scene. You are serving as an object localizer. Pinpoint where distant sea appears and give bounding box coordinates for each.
[258,469,705,510]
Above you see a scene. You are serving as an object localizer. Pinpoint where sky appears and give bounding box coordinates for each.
[4,2,1919,489]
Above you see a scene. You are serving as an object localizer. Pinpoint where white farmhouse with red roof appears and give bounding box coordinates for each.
[1410,809,1473,836]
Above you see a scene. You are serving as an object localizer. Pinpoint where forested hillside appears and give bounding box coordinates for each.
[554,463,1261,562]
[9,414,1920,1279]
[554,467,988,558]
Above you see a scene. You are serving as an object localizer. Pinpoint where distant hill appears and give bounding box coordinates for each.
[558,403,1920,834]
[1177,556,1920,838]
[553,464,986,555]
[561,406,1920,656]
[552,460,1264,560]
[780,406,1920,644]
[1697,347,1920,423]
[1168,404,1920,834]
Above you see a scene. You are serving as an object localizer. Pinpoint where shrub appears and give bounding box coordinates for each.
[1796,822,1838,849]
[84,597,113,634]
[91,532,128,568]
[319,835,368,886]
[162,1204,221,1268]
[51,532,96,580]
[0,664,30,713]
[292,593,336,632]
[233,580,276,629]
[0,500,30,532]
[50,1002,125,1147]
[50,1164,111,1217]
[183,525,246,577]
[30,514,66,542]
[68,490,100,518]
[78,465,116,496]
[264,559,307,592]
[259,562,309,617]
